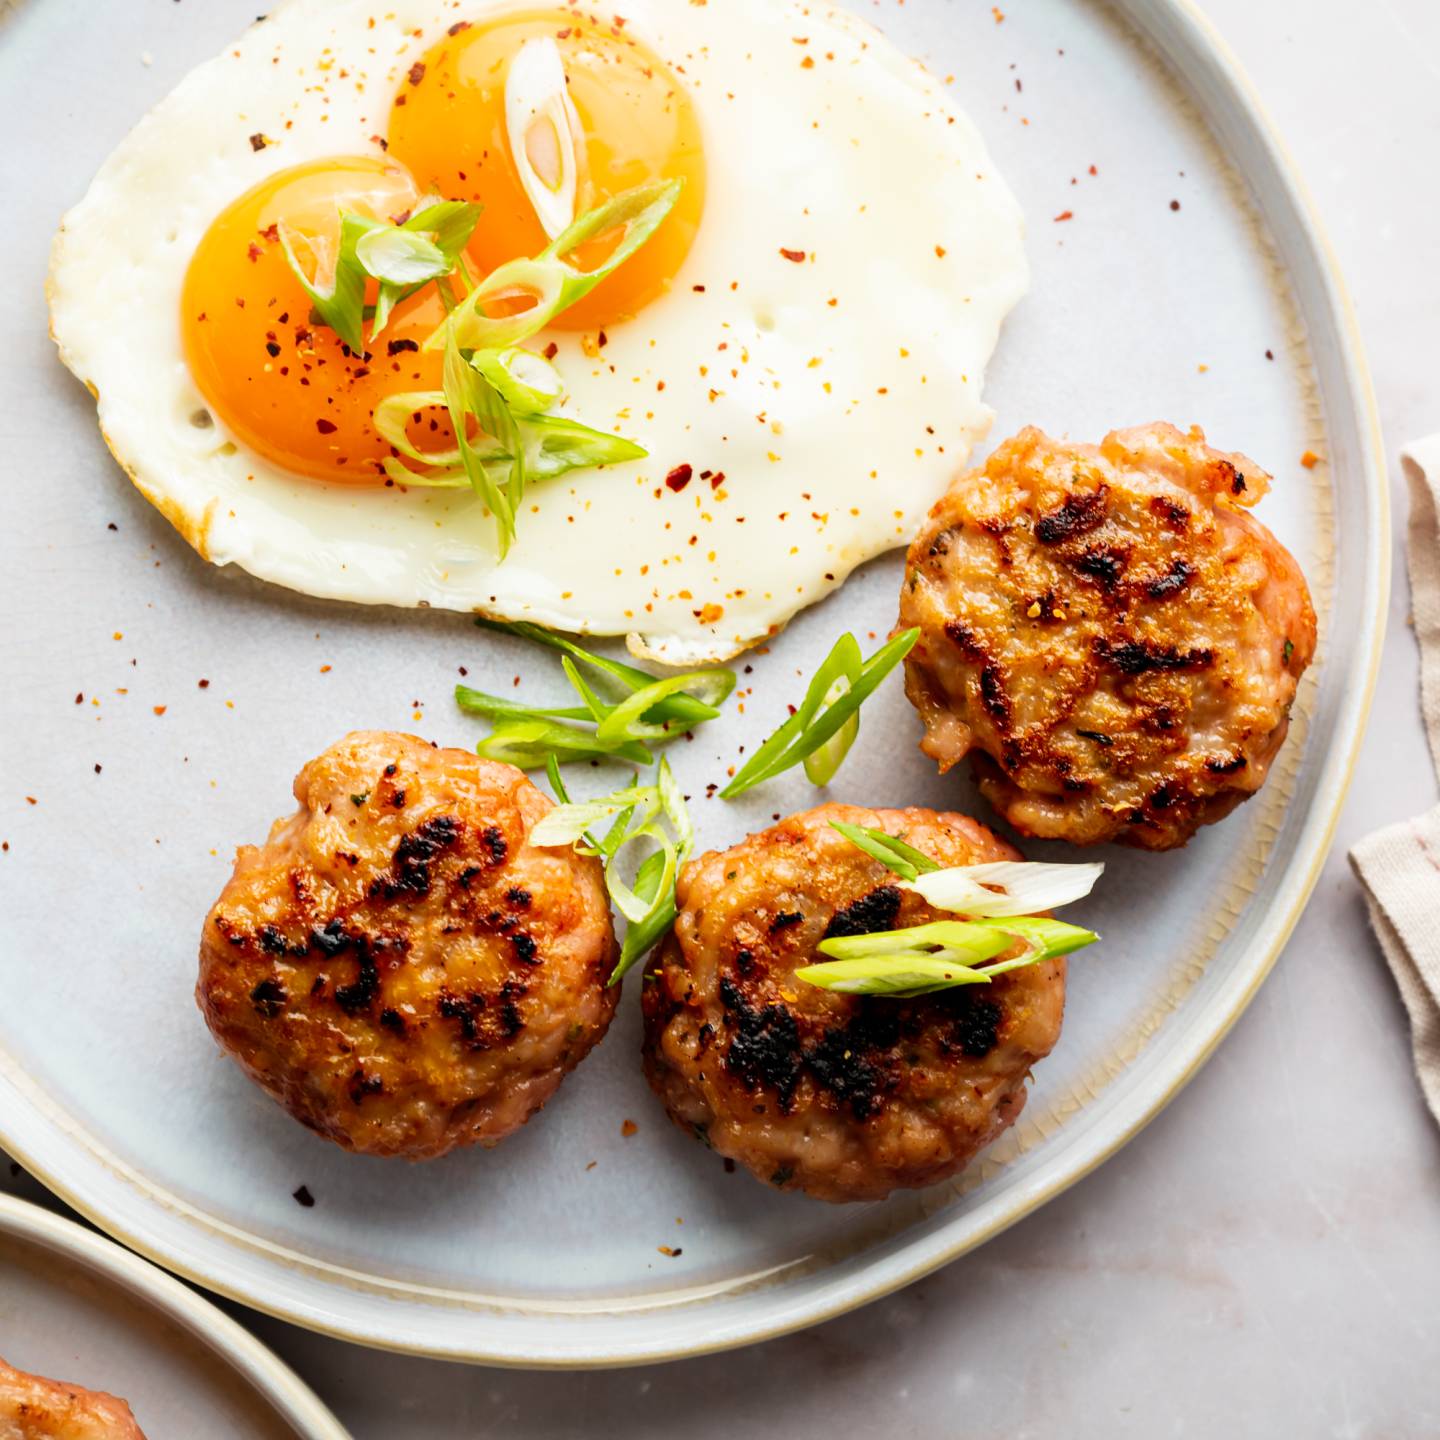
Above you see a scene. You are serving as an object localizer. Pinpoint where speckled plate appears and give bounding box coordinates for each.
[0,1193,345,1437]
[0,0,1385,1365]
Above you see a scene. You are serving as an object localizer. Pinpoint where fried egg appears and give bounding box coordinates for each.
[49,0,1027,664]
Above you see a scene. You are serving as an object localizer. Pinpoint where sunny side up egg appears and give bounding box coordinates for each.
[49,0,1027,664]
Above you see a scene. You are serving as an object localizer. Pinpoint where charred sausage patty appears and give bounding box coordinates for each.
[641,804,1066,1202]
[197,731,617,1159]
[898,423,1317,849]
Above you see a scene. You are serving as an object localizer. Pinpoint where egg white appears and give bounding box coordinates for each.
[49,0,1027,664]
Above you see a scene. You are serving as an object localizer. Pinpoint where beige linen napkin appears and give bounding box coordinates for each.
[1349,437,1440,1121]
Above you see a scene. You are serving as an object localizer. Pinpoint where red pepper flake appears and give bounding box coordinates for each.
[248,133,269,152]
[1054,210,1074,222]
[1089,164,1098,176]
[292,1185,315,1208]
[447,19,471,34]
[198,678,210,688]
[370,133,389,151]
[407,61,426,85]
[247,242,263,263]
[779,247,806,263]
[1169,199,1181,211]
[74,692,83,705]
[319,664,332,674]
[597,330,608,348]
[935,245,947,258]
[992,5,1005,20]
[24,797,37,806]
[543,341,559,360]
[800,55,814,68]
[709,470,726,490]
[265,341,281,357]
[621,1118,639,1137]
[387,337,419,356]
[316,418,338,435]
[657,1245,683,1257]
[666,464,694,492]
[1300,450,1321,469]
[153,705,167,716]
[260,223,279,243]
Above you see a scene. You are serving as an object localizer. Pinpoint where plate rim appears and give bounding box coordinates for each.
[0,0,1390,1367]
[0,1192,349,1437]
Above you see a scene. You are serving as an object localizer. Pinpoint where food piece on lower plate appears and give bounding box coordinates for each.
[0,1356,146,1439]
[898,423,1317,850]
[641,804,1067,1203]
[197,731,618,1159]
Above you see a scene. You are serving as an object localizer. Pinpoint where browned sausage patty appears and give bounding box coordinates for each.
[0,1356,146,1439]
[642,804,1066,1202]
[898,423,1317,849]
[197,731,617,1159]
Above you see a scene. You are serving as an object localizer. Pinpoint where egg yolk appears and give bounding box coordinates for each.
[386,9,706,332]
[181,156,451,483]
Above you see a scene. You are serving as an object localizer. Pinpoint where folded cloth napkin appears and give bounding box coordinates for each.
[1350,437,1440,1122]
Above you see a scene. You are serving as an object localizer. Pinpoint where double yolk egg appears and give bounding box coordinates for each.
[180,10,706,484]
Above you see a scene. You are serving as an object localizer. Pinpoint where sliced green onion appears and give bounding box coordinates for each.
[518,413,646,478]
[279,212,379,355]
[473,346,564,415]
[438,179,683,353]
[430,255,570,354]
[802,674,857,785]
[356,225,449,286]
[595,669,733,745]
[376,392,644,491]
[798,916,1097,997]
[528,759,692,984]
[279,200,480,350]
[827,821,941,883]
[794,955,996,997]
[910,861,1105,918]
[443,328,518,550]
[720,629,920,798]
[505,36,582,240]
[455,685,592,724]
[816,919,1013,964]
[373,390,458,467]
[475,717,652,769]
[457,621,735,767]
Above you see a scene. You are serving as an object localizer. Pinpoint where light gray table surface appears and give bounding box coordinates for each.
[5,0,1439,1435]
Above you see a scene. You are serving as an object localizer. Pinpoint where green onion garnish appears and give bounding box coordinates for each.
[431,179,683,355]
[795,916,1097,998]
[830,820,1105,915]
[531,757,693,984]
[279,199,481,354]
[373,182,681,552]
[457,620,735,768]
[827,821,941,882]
[719,629,919,798]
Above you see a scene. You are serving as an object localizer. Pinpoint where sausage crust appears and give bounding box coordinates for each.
[641,804,1066,1202]
[197,731,618,1159]
[898,423,1317,849]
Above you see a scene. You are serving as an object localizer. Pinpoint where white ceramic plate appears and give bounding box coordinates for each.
[0,0,1384,1365]
[0,1193,345,1437]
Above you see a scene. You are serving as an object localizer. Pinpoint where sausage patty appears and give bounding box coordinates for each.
[641,804,1066,1202]
[0,1356,146,1439]
[898,423,1317,849]
[197,731,618,1159]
